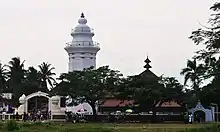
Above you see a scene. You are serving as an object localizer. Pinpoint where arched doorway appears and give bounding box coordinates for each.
[28,96,49,113]
[25,91,51,113]
[194,110,205,123]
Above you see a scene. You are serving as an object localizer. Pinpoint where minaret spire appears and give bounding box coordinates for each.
[81,12,85,18]
[144,56,152,70]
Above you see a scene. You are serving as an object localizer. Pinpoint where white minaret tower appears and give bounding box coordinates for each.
[65,13,100,71]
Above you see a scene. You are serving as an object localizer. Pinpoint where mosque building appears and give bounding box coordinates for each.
[64,13,181,114]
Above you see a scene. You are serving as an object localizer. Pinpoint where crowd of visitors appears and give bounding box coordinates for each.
[14,109,51,122]
[65,111,87,123]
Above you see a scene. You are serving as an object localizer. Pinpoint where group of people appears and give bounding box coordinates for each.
[185,112,203,124]
[14,110,51,122]
[65,111,87,123]
[107,112,126,123]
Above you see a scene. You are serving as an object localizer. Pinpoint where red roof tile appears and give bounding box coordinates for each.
[156,101,181,107]
[101,99,135,107]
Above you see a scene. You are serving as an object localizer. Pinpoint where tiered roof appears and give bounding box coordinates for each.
[139,56,159,80]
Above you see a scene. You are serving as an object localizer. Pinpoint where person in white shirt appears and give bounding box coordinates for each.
[188,113,193,124]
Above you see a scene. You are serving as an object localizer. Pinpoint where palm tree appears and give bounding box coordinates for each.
[0,63,8,92]
[180,59,204,99]
[7,57,26,103]
[7,57,25,81]
[26,67,40,83]
[38,62,56,92]
[24,66,41,94]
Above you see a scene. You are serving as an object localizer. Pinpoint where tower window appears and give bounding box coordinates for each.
[81,53,85,54]
[90,57,93,59]
[72,57,75,59]
[81,57,85,58]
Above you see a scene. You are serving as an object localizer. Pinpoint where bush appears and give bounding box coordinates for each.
[4,120,20,131]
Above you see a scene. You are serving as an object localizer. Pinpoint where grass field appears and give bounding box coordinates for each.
[1,121,216,132]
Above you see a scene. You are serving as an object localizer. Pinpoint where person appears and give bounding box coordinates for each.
[28,112,31,121]
[23,112,27,122]
[48,111,51,120]
[2,109,6,121]
[108,112,114,123]
[32,110,36,121]
[188,113,192,124]
[37,110,41,121]
[40,114,43,121]
[184,112,188,124]
[15,112,19,121]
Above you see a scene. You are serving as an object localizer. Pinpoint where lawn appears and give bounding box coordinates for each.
[0,121,216,132]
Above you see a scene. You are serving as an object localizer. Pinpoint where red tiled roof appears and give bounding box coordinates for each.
[156,101,181,107]
[101,99,135,107]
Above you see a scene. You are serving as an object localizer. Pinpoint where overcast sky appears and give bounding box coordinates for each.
[0,0,217,83]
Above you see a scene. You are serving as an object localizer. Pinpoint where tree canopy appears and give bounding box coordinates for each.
[0,2,220,118]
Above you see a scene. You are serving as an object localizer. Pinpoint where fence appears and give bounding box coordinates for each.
[85,114,184,123]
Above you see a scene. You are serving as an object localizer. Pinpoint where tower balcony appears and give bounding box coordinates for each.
[71,27,94,36]
[66,41,100,48]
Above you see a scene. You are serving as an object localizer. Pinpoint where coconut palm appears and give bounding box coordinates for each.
[23,66,41,94]
[7,57,25,81]
[0,63,8,92]
[38,62,56,91]
[7,57,26,101]
[26,67,40,84]
[180,59,204,99]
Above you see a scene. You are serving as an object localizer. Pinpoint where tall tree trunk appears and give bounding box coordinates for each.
[41,79,48,92]
[89,102,97,122]
[193,83,200,100]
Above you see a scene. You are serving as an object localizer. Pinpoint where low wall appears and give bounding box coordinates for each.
[0,114,184,123]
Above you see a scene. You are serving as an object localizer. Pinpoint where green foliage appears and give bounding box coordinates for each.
[56,127,113,132]
[160,76,184,105]
[180,59,204,87]
[0,122,213,132]
[7,57,26,105]
[188,2,220,81]
[4,120,20,131]
[0,63,8,93]
[180,124,220,132]
[53,66,123,115]
[38,62,56,91]
[189,2,220,59]
[180,59,205,101]
[117,74,163,111]
[181,2,220,107]
[0,57,57,106]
